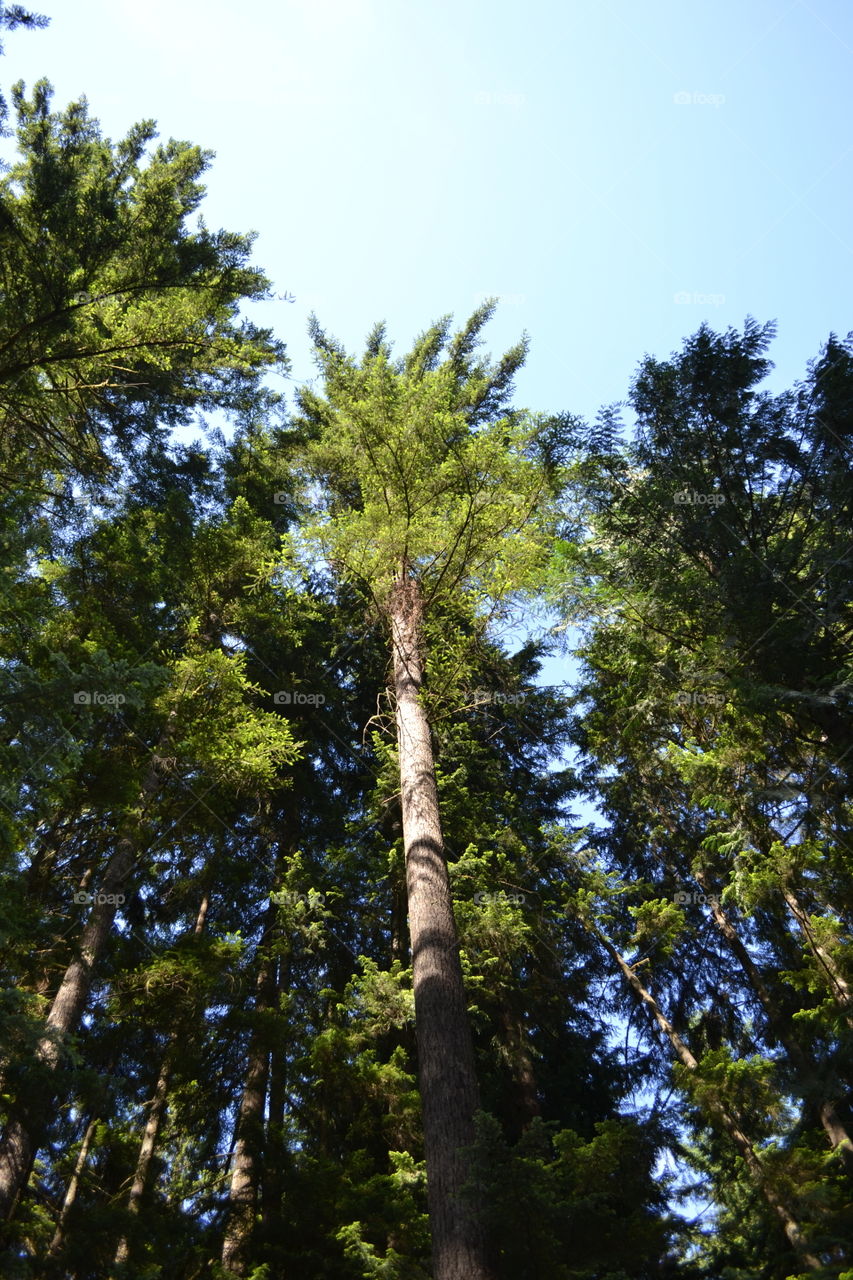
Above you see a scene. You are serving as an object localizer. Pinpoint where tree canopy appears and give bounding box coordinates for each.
[0,40,851,1280]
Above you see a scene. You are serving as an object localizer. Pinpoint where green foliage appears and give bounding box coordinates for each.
[467,1112,674,1279]
[0,81,285,490]
[628,897,688,960]
[2,83,849,1276]
[158,648,301,789]
[290,304,558,615]
[552,319,853,1277]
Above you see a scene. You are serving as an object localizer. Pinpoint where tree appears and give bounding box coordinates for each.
[551,320,853,1276]
[0,442,301,1249]
[0,80,285,494]
[290,303,557,1280]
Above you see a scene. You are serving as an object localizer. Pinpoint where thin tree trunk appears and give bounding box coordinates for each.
[781,881,853,1023]
[390,861,409,966]
[111,1057,172,1271]
[261,953,291,1239]
[0,720,173,1222]
[497,1005,540,1138]
[592,921,821,1270]
[695,869,853,1175]
[381,792,409,966]
[45,1113,99,1260]
[220,903,278,1277]
[112,890,210,1272]
[0,836,136,1223]
[389,574,495,1280]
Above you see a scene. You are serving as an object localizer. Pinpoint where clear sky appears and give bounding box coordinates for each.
[4,0,853,425]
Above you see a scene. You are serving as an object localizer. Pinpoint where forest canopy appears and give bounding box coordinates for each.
[0,22,851,1280]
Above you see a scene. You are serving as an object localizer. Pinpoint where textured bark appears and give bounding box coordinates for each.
[696,869,853,1175]
[220,902,278,1277]
[595,923,821,1270]
[0,836,136,1222]
[46,1113,98,1260]
[0,721,173,1222]
[390,574,495,1280]
[112,1054,172,1271]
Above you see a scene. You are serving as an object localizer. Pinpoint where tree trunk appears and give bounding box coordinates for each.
[498,1005,540,1139]
[593,921,821,1270]
[0,835,136,1223]
[111,1054,172,1272]
[0,721,173,1223]
[220,903,278,1277]
[113,884,211,1269]
[261,952,291,1240]
[781,881,853,1024]
[46,1113,99,1261]
[389,574,495,1280]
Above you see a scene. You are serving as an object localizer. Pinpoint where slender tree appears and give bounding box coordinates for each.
[290,303,558,1280]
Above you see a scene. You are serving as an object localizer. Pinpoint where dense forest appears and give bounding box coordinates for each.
[1,9,851,1279]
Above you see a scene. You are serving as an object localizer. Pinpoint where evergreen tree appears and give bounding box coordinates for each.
[0,81,284,496]
[289,304,558,1280]
[551,320,853,1277]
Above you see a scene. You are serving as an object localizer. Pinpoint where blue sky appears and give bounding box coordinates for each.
[5,0,853,426]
